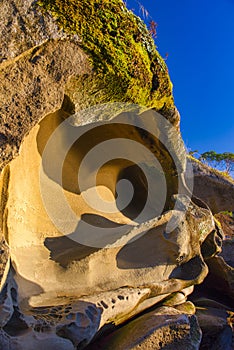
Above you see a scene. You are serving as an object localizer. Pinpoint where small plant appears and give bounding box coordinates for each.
[188,150,199,156]
[129,1,158,39]
[163,52,169,61]
[137,1,149,18]
[149,20,158,38]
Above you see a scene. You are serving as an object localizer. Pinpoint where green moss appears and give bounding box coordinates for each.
[37,0,174,112]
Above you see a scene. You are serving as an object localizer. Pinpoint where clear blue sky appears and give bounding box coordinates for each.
[126,0,234,154]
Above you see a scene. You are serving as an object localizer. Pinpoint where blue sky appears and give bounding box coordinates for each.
[126,0,234,155]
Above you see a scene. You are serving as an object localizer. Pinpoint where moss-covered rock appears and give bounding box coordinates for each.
[38,0,174,115]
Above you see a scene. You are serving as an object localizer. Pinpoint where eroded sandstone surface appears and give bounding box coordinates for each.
[0,0,233,349]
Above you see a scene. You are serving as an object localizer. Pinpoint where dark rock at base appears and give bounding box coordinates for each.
[86,306,202,350]
[204,256,234,301]
[195,305,233,350]
[220,239,234,268]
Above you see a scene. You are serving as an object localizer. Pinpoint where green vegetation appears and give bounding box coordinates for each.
[219,211,233,217]
[37,0,174,112]
[188,153,234,183]
[199,151,234,175]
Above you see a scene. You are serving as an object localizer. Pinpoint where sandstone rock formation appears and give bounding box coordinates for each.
[0,0,178,172]
[0,0,90,171]
[0,0,232,349]
[191,158,234,214]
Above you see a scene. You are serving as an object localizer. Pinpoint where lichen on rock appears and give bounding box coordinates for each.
[37,0,175,116]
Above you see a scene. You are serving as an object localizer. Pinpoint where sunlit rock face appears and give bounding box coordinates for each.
[0,0,90,171]
[0,105,218,348]
[5,107,214,303]
[0,0,226,348]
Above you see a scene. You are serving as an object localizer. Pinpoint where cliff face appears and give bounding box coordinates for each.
[0,1,233,349]
[191,158,234,214]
